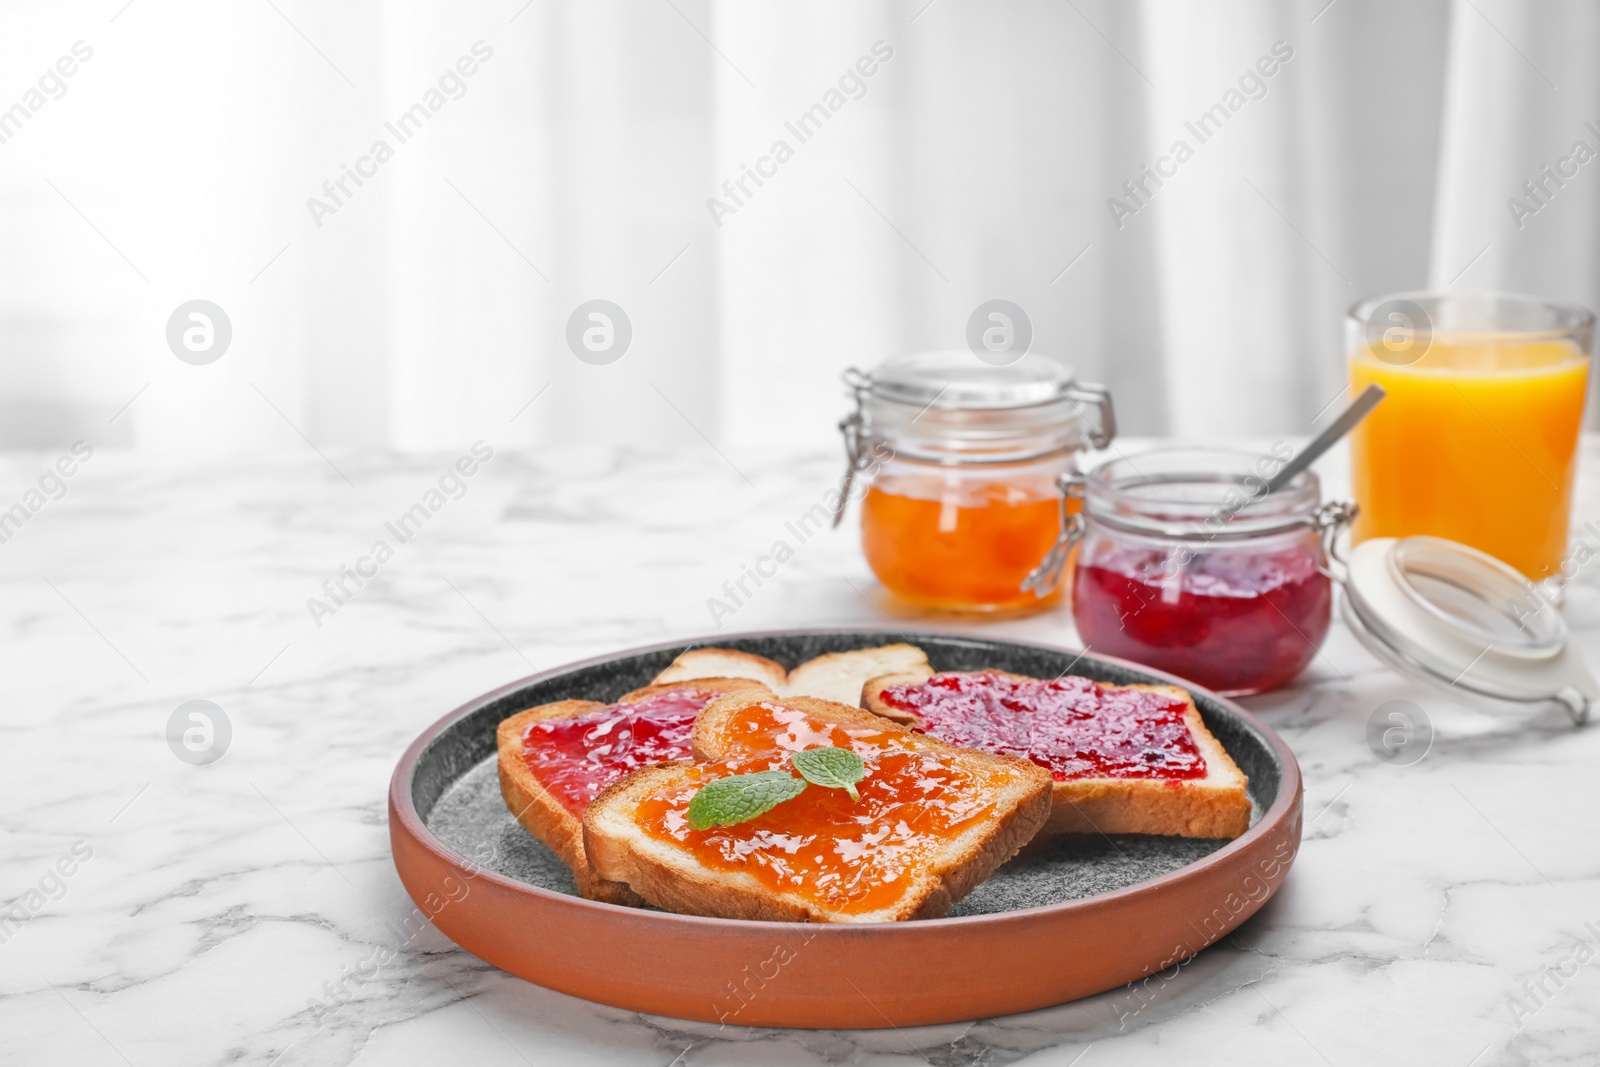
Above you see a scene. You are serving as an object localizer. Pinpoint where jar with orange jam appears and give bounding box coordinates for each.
[833,352,1115,612]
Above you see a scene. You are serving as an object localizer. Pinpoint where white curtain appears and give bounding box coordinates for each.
[1,0,1593,454]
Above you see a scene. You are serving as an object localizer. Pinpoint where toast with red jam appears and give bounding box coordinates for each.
[497,677,774,903]
[862,669,1251,840]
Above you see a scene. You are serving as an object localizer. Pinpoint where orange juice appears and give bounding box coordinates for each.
[1350,339,1589,579]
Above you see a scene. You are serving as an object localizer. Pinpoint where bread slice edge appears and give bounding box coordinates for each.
[652,648,788,691]
[651,643,937,709]
[782,643,934,707]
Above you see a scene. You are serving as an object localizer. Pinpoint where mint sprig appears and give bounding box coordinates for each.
[686,770,807,831]
[684,746,869,831]
[790,746,866,801]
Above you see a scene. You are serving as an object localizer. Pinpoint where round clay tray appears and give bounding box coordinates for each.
[389,628,1303,1029]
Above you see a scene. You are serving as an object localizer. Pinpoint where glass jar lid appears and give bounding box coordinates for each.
[846,351,1115,463]
[1341,536,1595,722]
[866,351,1080,409]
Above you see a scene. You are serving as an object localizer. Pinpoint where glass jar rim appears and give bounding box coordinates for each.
[1348,290,1596,346]
[1083,446,1319,540]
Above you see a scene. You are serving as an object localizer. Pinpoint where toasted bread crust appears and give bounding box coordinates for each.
[616,677,774,705]
[652,649,788,692]
[861,669,1253,841]
[585,694,1052,922]
[783,643,934,707]
[652,644,934,708]
[496,679,775,904]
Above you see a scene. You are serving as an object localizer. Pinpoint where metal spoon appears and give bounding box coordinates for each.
[1263,383,1386,494]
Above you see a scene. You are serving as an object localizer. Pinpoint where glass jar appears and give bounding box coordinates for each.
[834,351,1115,613]
[1030,447,1348,695]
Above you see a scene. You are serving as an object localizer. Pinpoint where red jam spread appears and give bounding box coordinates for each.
[1072,544,1332,695]
[521,688,714,816]
[878,672,1205,783]
[633,702,1013,915]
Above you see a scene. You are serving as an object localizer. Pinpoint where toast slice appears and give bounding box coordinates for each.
[497,677,774,903]
[651,648,789,692]
[582,693,1052,922]
[782,644,934,706]
[862,670,1251,840]
[652,643,933,707]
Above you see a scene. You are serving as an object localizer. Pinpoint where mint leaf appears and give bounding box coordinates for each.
[790,746,866,801]
[686,770,808,831]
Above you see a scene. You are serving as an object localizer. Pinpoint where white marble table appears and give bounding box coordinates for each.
[3,440,1599,1067]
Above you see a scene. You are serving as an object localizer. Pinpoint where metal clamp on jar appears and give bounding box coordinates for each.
[833,351,1115,613]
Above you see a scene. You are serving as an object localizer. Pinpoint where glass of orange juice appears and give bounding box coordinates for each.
[1348,292,1594,580]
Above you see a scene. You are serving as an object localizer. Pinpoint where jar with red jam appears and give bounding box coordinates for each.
[1032,447,1351,695]
[834,352,1115,613]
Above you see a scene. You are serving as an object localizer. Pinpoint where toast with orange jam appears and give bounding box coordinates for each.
[497,677,774,903]
[863,670,1251,840]
[582,693,1052,922]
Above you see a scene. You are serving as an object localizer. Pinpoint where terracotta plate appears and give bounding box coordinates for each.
[389,628,1302,1028]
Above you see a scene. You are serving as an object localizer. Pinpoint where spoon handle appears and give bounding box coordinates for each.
[1265,383,1386,494]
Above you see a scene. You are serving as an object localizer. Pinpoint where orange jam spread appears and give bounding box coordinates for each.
[861,481,1069,611]
[633,702,1012,915]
